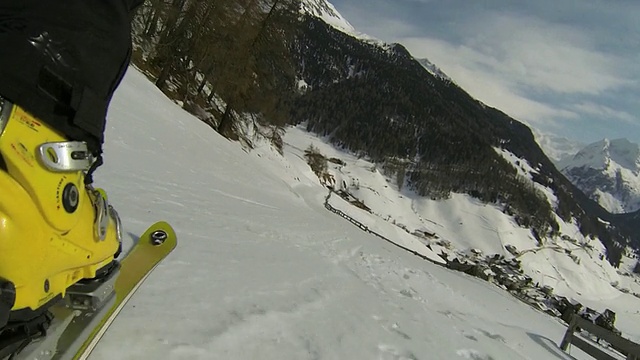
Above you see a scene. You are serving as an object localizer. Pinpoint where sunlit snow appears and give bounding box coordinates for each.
[89,68,640,359]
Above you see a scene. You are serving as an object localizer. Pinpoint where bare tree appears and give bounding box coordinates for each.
[133,0,299,137]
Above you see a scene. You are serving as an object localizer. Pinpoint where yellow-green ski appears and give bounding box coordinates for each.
[73,221,177,359]
[8,221,177,360]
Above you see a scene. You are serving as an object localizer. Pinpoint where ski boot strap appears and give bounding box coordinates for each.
[38,141,94,172]
[87,187,123,244]
[0,97,11,135]
[0,97,99,176]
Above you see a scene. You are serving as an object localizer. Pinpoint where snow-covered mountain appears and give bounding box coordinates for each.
[417,58,452,82]
[89,68,640,359]
[558,138,640,214]
[532,129,585,163]
[299,0,357,36]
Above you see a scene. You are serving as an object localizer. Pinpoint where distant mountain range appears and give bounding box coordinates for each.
[558,138,640,214]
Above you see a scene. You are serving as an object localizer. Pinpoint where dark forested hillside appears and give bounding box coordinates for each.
[289,15,633,264]
[131,1,634,265]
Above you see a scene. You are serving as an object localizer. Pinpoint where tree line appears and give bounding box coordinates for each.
[132,0,299,139]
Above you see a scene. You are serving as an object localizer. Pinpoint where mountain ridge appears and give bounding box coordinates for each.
[559,138,640,214]
[417,58,452,82]
[289,5,638,261]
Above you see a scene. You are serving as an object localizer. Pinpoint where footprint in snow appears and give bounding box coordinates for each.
[456,348,495,360]
[390,323,412,340]
[474,328,506,343]
[377,343,419,360]
[372,317,412,341]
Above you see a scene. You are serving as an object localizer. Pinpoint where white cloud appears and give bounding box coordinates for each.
[399,37,578,128]
[572,102,637,124]
[470,13,633,94]
[404,12,633,94]
[393,11,639,134]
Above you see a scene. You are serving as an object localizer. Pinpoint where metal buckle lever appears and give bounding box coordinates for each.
[38,141,94,172]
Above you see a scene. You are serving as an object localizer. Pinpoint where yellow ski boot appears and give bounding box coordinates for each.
[0,99,122,331]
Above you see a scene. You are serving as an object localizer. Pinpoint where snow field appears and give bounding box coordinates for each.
[89,68,639,359]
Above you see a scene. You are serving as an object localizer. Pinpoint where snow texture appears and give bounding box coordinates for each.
[89,67,640,359]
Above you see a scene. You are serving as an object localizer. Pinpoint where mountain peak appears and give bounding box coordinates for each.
[559,138,640,213]
[300,0,356,34]
[417,58,451,82]
[562,138,640,173]
[609,138,640,172]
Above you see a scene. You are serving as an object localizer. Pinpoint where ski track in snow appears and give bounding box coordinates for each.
[210,188,280,210]
[86,68,639,360]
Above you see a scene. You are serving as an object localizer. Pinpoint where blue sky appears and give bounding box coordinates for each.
[329,0,640,145]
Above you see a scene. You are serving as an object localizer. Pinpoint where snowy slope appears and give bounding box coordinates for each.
[558,138,640,213]
[300,0,351,30]
[418,58,452,82]
[90,68,640,359]
[300,0,389,47]
[300,0,366,39]
[289,130,629,301]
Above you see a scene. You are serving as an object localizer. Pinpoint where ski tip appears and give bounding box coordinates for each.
[143,221,177,249]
